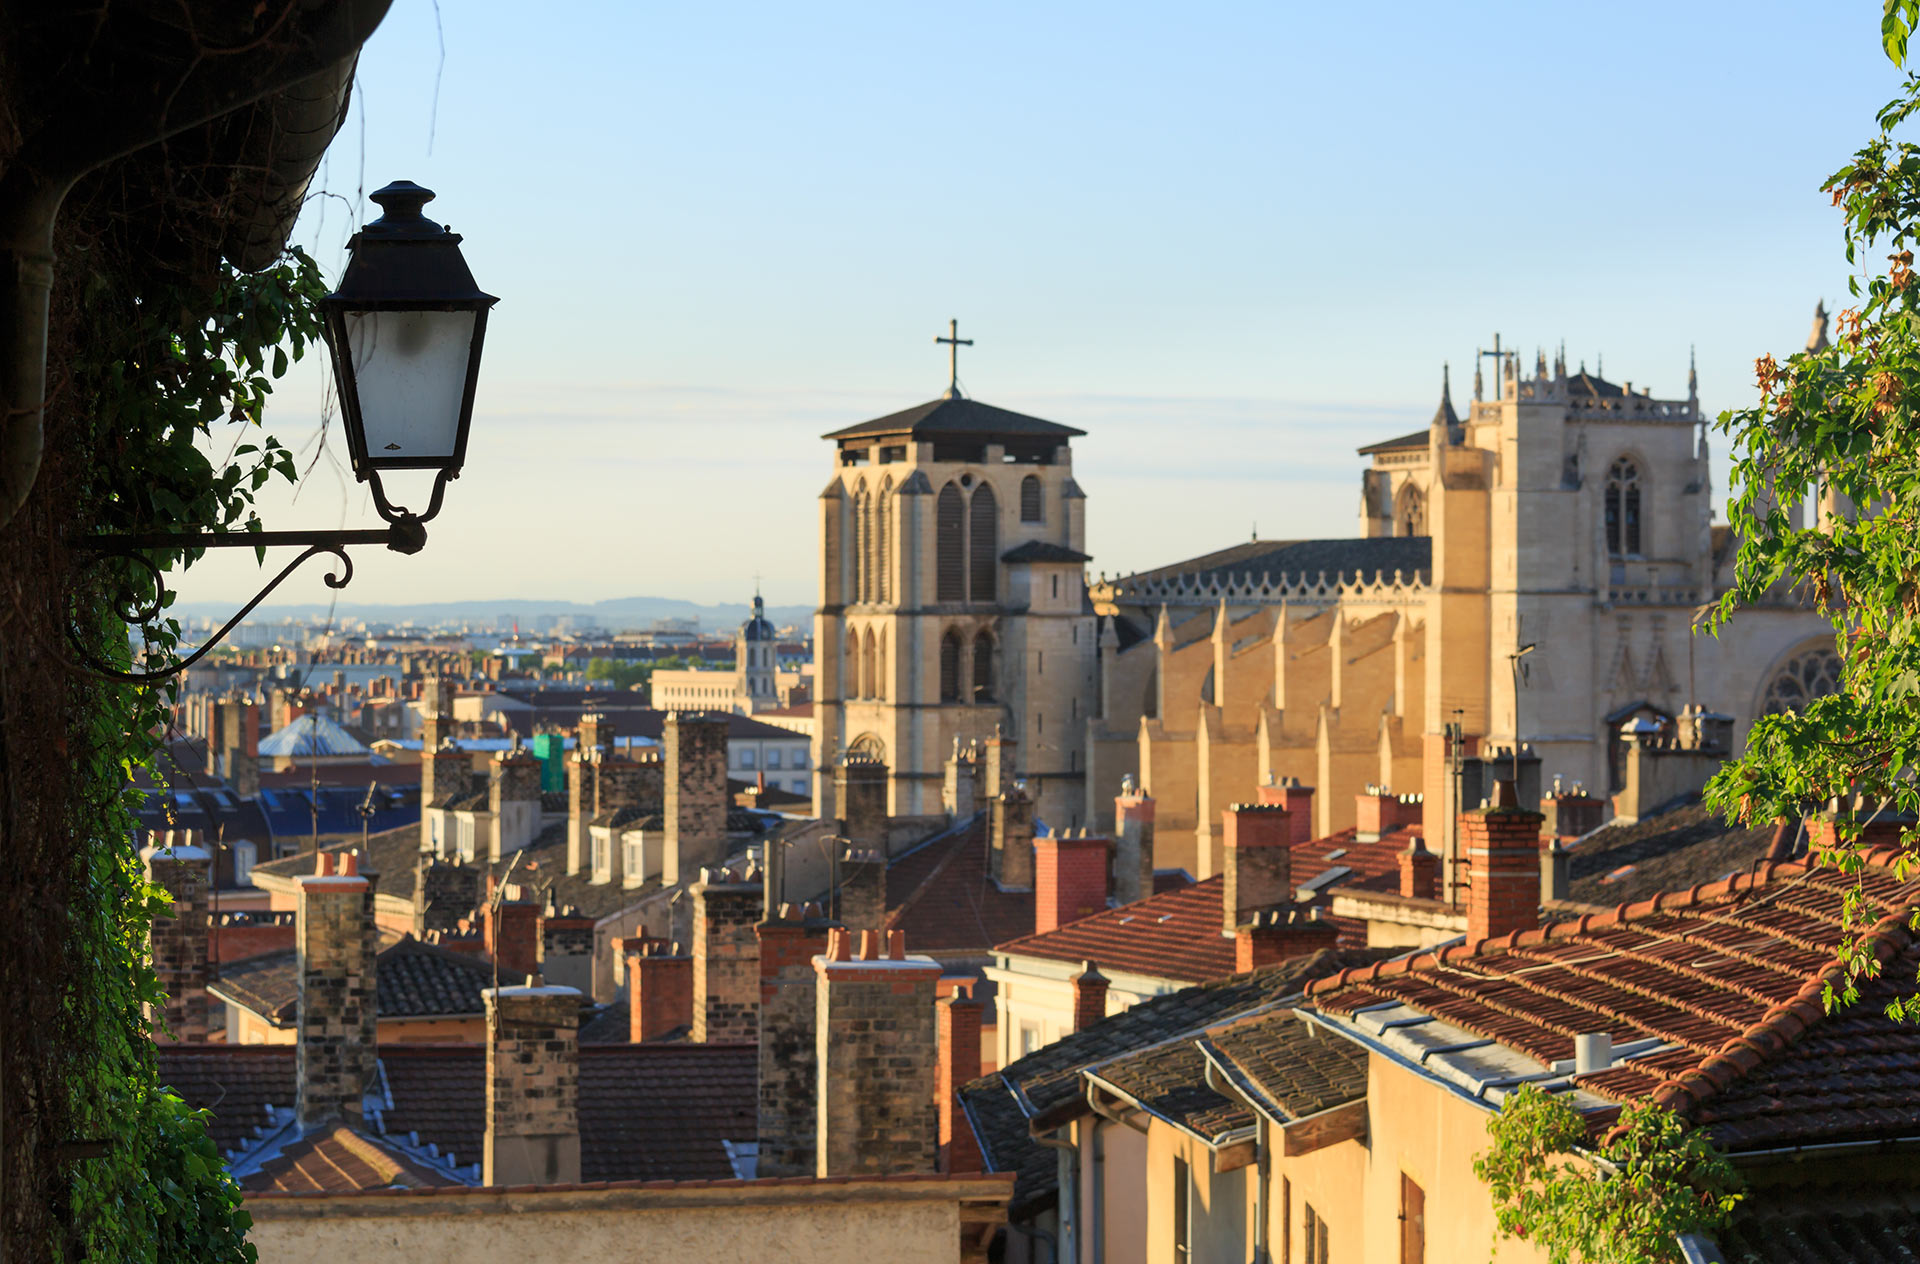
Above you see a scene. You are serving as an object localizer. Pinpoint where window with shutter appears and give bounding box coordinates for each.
[1020,474,1043,522]
[969,482,998,603]
[936,484,965,601]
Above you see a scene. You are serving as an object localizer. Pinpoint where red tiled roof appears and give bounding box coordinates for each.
[1307,848,1920,1151]
[885,818,1034,955]
[993,829,1413,983]
[247,1125,453,1193]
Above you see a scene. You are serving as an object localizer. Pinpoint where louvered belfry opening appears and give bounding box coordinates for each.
[969,482,998,603]
[939,630,962,702]
[936,483,965,601]
[1019,473,1042,522]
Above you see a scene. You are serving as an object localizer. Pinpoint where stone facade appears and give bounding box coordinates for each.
[814,929,941,1177]
[756,914,833,1178]
[145,843,213,1040]
[812,399,1097,831]
[482,985,582,1187]
[296,855,377,1129]
[666,713,729,884]
[692,875,761,1043]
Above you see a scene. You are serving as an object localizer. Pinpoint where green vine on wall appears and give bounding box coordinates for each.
[60,245,327,1261]
[1473,1086,1743,1264]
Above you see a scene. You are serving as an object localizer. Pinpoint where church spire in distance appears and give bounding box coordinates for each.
[1432,362,1461,435]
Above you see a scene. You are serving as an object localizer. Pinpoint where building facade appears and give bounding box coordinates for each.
[813,391,1098,828]
[648,594,812,715]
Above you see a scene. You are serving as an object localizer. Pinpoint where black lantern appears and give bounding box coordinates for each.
[74,179,500,684]
[320,180,497,528]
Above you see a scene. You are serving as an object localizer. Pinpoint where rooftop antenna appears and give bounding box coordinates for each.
[1509,643,1538,790]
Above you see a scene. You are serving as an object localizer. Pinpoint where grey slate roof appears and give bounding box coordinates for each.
[208,935,536,1027]
[957,946,1388,1216]
[1201,1007,1370,1124]
[1117,537,1431,590]
[1712,1180,1920,1263]
[1567,798,1779,906]
[1002,540,1092,565]
[1355,428,1429,456]
[823,396,1085,442]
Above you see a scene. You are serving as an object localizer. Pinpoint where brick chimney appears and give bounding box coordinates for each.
[489,738,543,859]
[814,928,941,1176]
[937,991,984,1174]
[296,852,377,1129]
[835,757,889,855]
[991,779,1036,890]
[1256,776,1315,843]
[538,901,596,994]
[1069,960,1109,1032]
[1398,837,1438,901]
[484,877,541,978]
[482,985,582,1186]
[1235,907,1339,972]
[755,908,833,1178]
[1464,781,1544,943]
[665,713,730,883]
[836,844,887,931]
[1221,803,1293,934]
[1113,784,1156,905]
[1034,831,1110,934]
[144,838,213,1040]
[983,732,1017,802]
[692,869,761,1043]
[620,937,693,1042]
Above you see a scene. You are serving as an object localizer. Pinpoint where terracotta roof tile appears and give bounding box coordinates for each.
[1569,798,1783,906]
[1306,847,1920,1151]
[246,1125,453,1193]
[885,816,1033,955]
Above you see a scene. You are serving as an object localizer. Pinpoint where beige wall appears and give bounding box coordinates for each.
[247,1177,1006,1264]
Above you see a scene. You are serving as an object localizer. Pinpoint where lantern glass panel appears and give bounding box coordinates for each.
[343,309,476,465]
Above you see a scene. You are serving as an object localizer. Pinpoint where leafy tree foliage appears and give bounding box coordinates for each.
[1703,3,1920,1017]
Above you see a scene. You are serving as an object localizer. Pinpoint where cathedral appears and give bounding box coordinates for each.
[812,334,1835,883]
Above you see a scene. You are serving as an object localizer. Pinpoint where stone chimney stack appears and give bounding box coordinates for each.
[1069,960,1109,1032]
[665,713,730,884]
[943,741,981,819]
[1113,782,1156,905]
[296,852,377,1130]
[835,757,889,855]
[1464,781,1544,943]
[1256,776,1315,844]
[538,901,596,994]
[411,854,481,938]
[692,868,762,1043]
[755,907,834,1178]
[620,937,693,1042]
[485,878,541,978]
[144,839,213,1040]
[983,732,1017,802]
[937,990,984,1174]
[566,716,608,876]
[1221,803,1294,934]
[1033,831,1110,934]
[835,844,887,932]
[220,700,260,799]
[1398,837,1439,901]
[489,738,544,860]
[482,985,583,1187]
[419,679,454,804]
[990,779,1036,890]
[814,928,941,1177]
[1235,907,1338,972]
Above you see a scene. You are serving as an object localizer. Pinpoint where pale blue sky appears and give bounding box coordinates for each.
[179,1,1900,612]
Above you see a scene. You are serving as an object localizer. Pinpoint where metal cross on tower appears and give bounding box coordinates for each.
[936,318,973,398]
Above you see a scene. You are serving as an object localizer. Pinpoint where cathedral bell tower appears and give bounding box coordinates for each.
[813,325,1096,828]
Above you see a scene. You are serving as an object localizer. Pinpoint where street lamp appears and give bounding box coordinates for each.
[75,180,496,682]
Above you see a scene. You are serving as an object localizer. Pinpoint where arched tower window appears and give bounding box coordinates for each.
[969,483,999,604]
[1020,474,1043,523]
[852,482,871,603]
[861,627,877,701]
[939,629,963,702]
[876,477,892,604]
[1605,459,1642,557]
[875,629,887,701]
[972,632,995,702]
[1763,642,1841,716]
[847,628,864,700]
[1394,482,1425,537]
[936,484,965,602]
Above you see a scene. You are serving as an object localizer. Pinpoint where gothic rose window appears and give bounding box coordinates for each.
[1605,458,1642,556]
[1762,644,1841,716]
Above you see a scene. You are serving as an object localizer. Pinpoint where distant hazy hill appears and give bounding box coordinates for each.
[170,594,814,633]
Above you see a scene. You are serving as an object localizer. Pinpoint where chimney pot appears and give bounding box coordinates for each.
[316,852,336,877]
